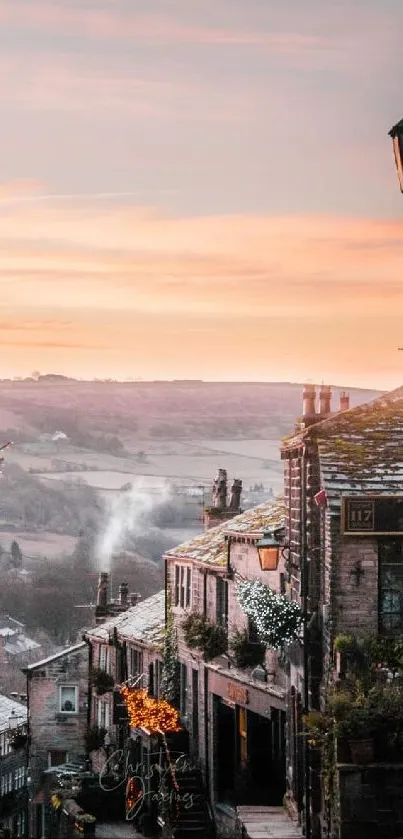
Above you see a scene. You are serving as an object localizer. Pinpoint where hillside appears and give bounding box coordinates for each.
[0,379,381,443]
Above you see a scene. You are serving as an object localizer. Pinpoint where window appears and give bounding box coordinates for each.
[216,577,228,628]
[99,645,107,670]
[129,648,143,679]
[59,685,78,714]
[48,751,67,768]
[0,733,11,757]
[379,540,403,634]
[174,565,191,609]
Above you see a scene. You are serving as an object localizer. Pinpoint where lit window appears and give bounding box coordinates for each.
[59,685,78,714]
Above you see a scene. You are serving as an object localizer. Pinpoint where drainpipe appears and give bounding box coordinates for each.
[301,444,311,839]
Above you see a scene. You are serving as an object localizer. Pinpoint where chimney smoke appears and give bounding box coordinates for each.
[339,391,350,412]
[319,384,332,417]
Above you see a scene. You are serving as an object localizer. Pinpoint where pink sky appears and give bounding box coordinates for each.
[1,0,403,388]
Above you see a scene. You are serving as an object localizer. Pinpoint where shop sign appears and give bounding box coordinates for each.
[227,683,249,705]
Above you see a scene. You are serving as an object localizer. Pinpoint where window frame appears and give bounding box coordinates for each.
[216,576,228,629]
[59,685,78,715]
[174,564,191,609]
[378,538,403,636]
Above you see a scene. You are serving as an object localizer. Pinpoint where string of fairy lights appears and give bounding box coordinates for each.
[236,576,303,649]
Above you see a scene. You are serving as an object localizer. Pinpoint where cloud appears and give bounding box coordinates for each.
[0,187,402,324]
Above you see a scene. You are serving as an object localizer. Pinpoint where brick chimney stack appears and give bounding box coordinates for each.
[319,384,332,418]
[203,470,243,530]
[339,391,350,412]
[119,582,129,608]
[302,384,317,423]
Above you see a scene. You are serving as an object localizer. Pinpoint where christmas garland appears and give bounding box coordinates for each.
[237,580,303,649]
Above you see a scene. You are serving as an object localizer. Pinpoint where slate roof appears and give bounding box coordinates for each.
[0,693,27,733]
[84,590,165,650]
[283,385,403,514]
[24,641,86,672]
[4,634,40,656]
[164,498,285,567]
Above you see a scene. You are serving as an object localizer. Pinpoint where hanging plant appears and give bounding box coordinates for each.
[229,629,266,669]
[160,594,180,707]
[91,668,115,695]
[237,580,303,649]
[182,612,227,661]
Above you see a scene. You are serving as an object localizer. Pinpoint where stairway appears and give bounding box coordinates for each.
[160,764,215,839]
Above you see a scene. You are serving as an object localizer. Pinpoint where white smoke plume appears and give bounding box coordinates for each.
[96,478,172,571]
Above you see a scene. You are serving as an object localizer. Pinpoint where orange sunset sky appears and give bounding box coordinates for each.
[1,0,403,389]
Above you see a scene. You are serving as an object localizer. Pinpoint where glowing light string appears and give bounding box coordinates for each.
[237,579,303,649]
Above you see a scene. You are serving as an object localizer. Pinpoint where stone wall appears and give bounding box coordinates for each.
[334,537,379,636]
[28,646,89,798]
[338,764,403,839]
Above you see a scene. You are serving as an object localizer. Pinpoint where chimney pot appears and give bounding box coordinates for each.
[339,391,350,412]
[119,582,129,609]
[212,468,228,510]
[302,384,317,418]
[319,384,332,417]
[96,573,108,610]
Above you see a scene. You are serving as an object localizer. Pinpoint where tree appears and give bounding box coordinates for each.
[10,540,22,569]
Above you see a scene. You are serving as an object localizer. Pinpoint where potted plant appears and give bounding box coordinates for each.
[91,668,115,695]
[335,707,375,764]
[229,629,266,669]
[182,613,227,661]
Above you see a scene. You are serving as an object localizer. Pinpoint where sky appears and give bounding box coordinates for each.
[1,0,403,389]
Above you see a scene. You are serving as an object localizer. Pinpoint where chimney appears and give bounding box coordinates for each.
[119,582,129,609]
[204,471,243,530]
[212,468,227,510]
[129,592,140,607]
[229,479,242,511]
[95,572,109,623]
[302,384,317,420]
[339,391,350,412]
[319,384,332,418]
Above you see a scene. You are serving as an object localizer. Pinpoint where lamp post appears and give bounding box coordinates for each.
[388,118,403,192]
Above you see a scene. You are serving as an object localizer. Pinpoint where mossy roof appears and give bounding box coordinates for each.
[164,497,285,567]
[283,385,403,511]
[84,590,165,650]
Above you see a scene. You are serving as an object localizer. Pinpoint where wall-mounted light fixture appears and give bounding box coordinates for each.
[256,529,290,572]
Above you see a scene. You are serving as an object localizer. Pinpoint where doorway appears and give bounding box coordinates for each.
[215,699,236,804]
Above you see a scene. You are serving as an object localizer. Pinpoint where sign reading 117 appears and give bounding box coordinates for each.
[347,500,374,531]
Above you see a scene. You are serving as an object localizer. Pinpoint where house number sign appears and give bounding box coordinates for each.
[342,496,403,536]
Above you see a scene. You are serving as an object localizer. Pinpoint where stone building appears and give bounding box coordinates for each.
[163,497,288,827]
[83,588,165,773]
[24,642,89,839]
[281,383,403,839]
[0,693,28,838]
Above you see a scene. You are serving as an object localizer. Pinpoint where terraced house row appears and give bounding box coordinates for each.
[23,384,403,839]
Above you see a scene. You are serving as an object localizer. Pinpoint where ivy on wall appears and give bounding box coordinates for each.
[160,595,180,707]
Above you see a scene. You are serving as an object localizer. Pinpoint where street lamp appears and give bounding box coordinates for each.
[256,531,281,570]
[388,118,403,192]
